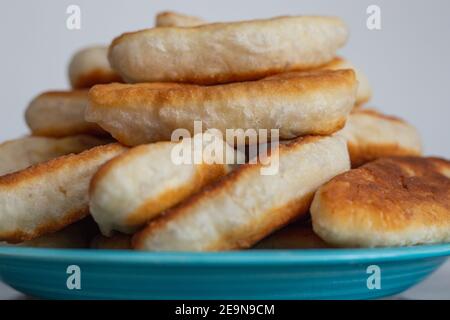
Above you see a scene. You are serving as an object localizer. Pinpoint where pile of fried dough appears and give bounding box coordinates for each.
[1,11,449,251]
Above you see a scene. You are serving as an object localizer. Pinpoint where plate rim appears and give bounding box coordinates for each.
[1,244,450,266]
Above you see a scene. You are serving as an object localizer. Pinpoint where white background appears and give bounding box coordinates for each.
[0,0,449,300]
[0,0,449,158]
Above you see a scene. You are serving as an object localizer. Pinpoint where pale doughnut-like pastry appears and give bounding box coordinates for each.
[133,135,350,251]
[108,16,348,84]
[86,69,357,146]
[25,90,108,137]
[90,133,244,235]
[0,143,127,243]
[311,157,450,247]
[338,109,422,167]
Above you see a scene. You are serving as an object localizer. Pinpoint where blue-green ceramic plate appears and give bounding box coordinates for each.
[0,245,449,300]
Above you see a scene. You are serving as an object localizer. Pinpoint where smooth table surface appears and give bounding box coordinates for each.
[1,260,449,300]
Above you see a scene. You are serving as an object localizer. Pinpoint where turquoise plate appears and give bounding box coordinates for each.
[0,245,449,300]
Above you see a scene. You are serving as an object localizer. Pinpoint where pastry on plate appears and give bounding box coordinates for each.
[0,143,127,243]
[133,135,349,251]
[90,133,244,235]
[311,157,450,247]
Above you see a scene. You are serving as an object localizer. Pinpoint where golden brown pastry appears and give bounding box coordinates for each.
[69,46,123,89]
[0,143,127,243]
[86,70,357,146]
[338,109,422,167]
[90,133,244,235]
[0,135,108,176]
[108,16,348,84]
[311,157,450,247]
[133,135,350,251]
[26,90,108,137]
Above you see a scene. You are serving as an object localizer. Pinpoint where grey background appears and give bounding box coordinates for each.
[0,0,449,299]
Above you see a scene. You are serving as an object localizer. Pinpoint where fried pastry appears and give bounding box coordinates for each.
[133,135,350,251]
[86,69,357,146]
[109,16,348,84]
[338,109,422,167]
[0,135,108,176]
[155,11,205,27]
[26,90,107,137]
[311,157,450,247]
[90,133,244,235]
[69,46,123,89]
[0,143,127,243]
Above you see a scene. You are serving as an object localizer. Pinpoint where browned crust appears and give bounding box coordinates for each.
[72,69,123,89]
[317,157,450,233]
[89,69,356,109]
[348,142,422,168]
[132,136,322,249]
[0,143,125,187]
[1,207,89,243]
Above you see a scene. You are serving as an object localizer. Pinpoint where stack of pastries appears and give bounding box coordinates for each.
[1,11,448,251]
